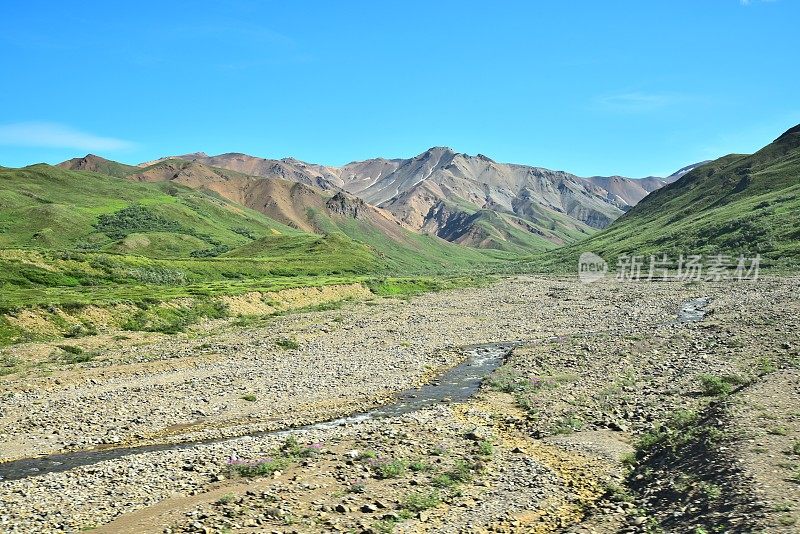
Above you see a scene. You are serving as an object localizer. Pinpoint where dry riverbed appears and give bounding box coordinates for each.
[0,276,798,533]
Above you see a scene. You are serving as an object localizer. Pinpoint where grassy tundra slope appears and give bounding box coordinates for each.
[0,163,506,344]
[535,124,800,270]
[0,163,303,257]
[0,162,508,271]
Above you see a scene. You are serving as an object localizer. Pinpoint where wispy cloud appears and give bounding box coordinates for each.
[0,122,135,151]
[594,92,687,113]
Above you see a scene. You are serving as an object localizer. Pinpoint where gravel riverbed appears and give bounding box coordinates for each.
[1,276,797,533]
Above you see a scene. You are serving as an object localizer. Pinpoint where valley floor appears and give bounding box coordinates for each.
[0,276,798,533]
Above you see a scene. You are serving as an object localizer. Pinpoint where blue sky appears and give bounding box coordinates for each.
[1,0,798,177]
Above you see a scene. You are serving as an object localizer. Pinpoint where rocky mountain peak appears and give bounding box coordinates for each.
[182,152,209,159]
[421,146,457,158]
[70,154,110,165]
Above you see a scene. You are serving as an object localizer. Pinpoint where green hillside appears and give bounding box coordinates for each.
[0,164,302,257]
[533,124,800,271]
[468,210,589,253]
[57,157,513,273]
[303,207,514,274]
[0,163,515,320]
[224,232,382,273]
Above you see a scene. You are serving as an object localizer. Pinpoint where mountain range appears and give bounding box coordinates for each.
[66,147,687,253]
[0,122,796,325]
[7,123,793,273]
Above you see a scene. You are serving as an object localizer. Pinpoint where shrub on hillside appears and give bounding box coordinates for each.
[95,205,183,239]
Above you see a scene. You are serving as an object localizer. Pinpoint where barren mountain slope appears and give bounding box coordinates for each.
[140,152,342,191]
[132,159,329,233]
[132,148,671,251]
[584,175,666,206]
[122,158,499,269]
[335,148,629,251]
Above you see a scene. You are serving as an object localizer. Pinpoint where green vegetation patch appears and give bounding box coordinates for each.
[122,298,228,334]
[275,337,300,350]
[697,373,748,396]
[227,436,321,478]
[401,490,441,512]
[367,276,489,298]
[373,458,408,479]
[95,205,184,239]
